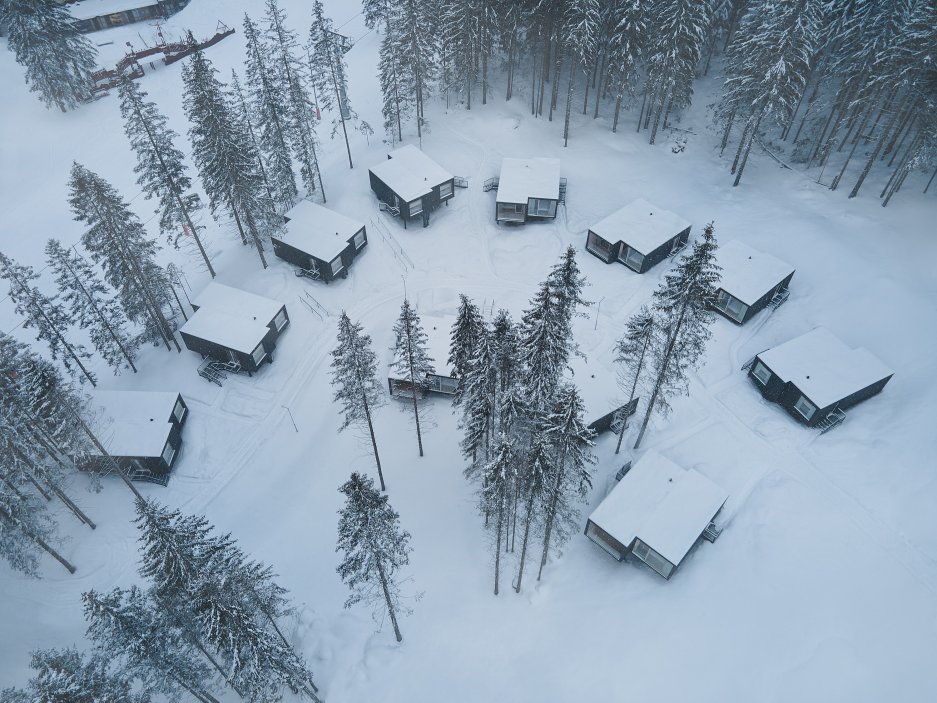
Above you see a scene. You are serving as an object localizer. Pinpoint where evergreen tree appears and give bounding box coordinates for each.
[563,0,601,145]
[459,325,498,474]
[387,0,438,141]
[477,436,516,595]
[518,283,567,412]
[362,0,391,30]
[538,383,595,580]
[0,0,97,111]
[513,432,551,593]
[391,299,435,457]
[378,27,408,142]
[8,647,146,703]
[82,586,222,703]
[0,251,96,385]
[181,47,278,269]
[308,0,356,168]
[0,475,71,575]
[607,0,648,132]
[67,162,179,352]
[490,308,520,392]
[613,305,656,453]
[265,0,326,200]
[118,79,214,277]
[448,294,485,402]
[243,13,298,207]
[546,245,590,358]
[336,472,413,642]
[45,239,139,374]
[331,312,387,490]
[634,223,720,449]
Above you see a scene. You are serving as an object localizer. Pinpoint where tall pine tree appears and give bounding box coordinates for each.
[391,299,435,457]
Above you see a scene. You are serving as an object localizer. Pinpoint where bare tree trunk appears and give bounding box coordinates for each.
[362,393,385,491]
[513,488,536,593]
[377,561,403,641]
[493,489,504,595]
[0,503,76,573]
[537,445,568,581]
[849,103,904,199]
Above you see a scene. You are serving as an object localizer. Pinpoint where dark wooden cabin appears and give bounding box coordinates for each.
[387,315,459,397]
[180,283,289,374]
[65,0,191,33]
[586,198,691,273]
[78,390,188,485]
[273,200,367,282]
[713,240,795,324]
[748,327,893,429]
[494,158,562,224]
[369,145,455,228]
[585,450,728,579]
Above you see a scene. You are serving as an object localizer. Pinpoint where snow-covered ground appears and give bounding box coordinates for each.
[2,1,937,700]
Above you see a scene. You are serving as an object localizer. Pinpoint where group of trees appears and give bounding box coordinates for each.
[367,0,936,199]
[451,248,596,594]
[3,498,323,702]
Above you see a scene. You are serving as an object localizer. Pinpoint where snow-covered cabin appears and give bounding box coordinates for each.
[66,0,190,33]
[495,158,562,224]
[714,240,795,324]
[180,283,289,374]
[272,201,367,282]
[586,199,692,273]
[79,390,188,485]
[368,145,455,228]
[387,314,458,397]
[585,450,728,579]
[569,353,640,435]
[748,327,893,428]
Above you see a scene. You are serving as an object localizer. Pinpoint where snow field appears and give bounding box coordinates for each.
[1,0,937,700]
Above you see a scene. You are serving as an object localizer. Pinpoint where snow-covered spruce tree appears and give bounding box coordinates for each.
[613,305,656,453]
[0,0,96,112]
[491,308,519,392]
[0,251,96,385]
[68,162,179,352]
[538,383,595,581]
[642,0,711,144]
[82,586,222,703]
[546,245,590,359]
[362,0,391,30]
[182,47,279,269]
[308,0,356,169]
[265,0,326,200]
[391,299,435,457]
[45,239,139,374]
[134,499,320,701]
[478,436,516,595]
[331,312,388,490]
[448,294,485,402]
[117,79,214,278]
[518,283,567,413]
[228,68,279,210]
[717,0,824,186]
[459,324,498,476]
[513,432,551,593]
[336,472,413,642]
[634,223,720,449]
[0,474,73,575]
[378,26,408,142]
[562,0,601,146]
[387,0,438,141]
[4,647,145,703]
[607,0,648,132]
[243,13,297,208]
[439,0,477,109]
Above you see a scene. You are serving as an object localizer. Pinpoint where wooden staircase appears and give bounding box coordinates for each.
[817,407,846,434]
[483,177,499,192]
[768,287,791,310]
[559,177,567,203]
[197,358,238,386]
[295,266,321,281]
[702,521,723,543]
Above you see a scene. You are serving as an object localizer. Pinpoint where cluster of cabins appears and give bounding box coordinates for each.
[83,143,893,585]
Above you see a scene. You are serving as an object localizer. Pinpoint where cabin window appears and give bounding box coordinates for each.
[408,198,423,216]
[330,255,344,276]
[439,181,453,199]
[716,290,748,322]
[794,394,817,421]
[273,309,288,331]
[353,230,366,249]
[251,343,266,367]
[643,549,673,578]
[160,440,176,468]
[172,399,186,424]
[586,522,623,559]
[528,198,556,217]
[621,246,645,271]
[497,203,526,221]
[436,375,459,394]
[587,232,614,260]
[751,361,772,386]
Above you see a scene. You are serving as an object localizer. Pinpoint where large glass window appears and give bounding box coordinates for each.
[716,291,748,322]
[587,232,614,260]
[794,395,817,421]
[251,343,266,367]
[160,440,176,467]
[497,203,526,221]
[439,181,453,199]
[273,309,288,331]
[330,255,344,276]
[172,399,186,424]
[408,198,423,216]
[751,361,772,386]
[528,198,556,217]
[622,246,645,271]
[353,230,366,249]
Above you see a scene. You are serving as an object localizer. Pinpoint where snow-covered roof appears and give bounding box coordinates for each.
[590,198,691,255]
[588,450,728,566]
[387,314,455,379]
[192,282,284,325]
[91,390,179,458]
[67,0,158,21]
[496,158,561,204]
[756,327,893,410]
[717,240,795,306]
[568,353,628,425]
[279,200,363,262]
[369,145,453,203]
[181,308,271,355]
